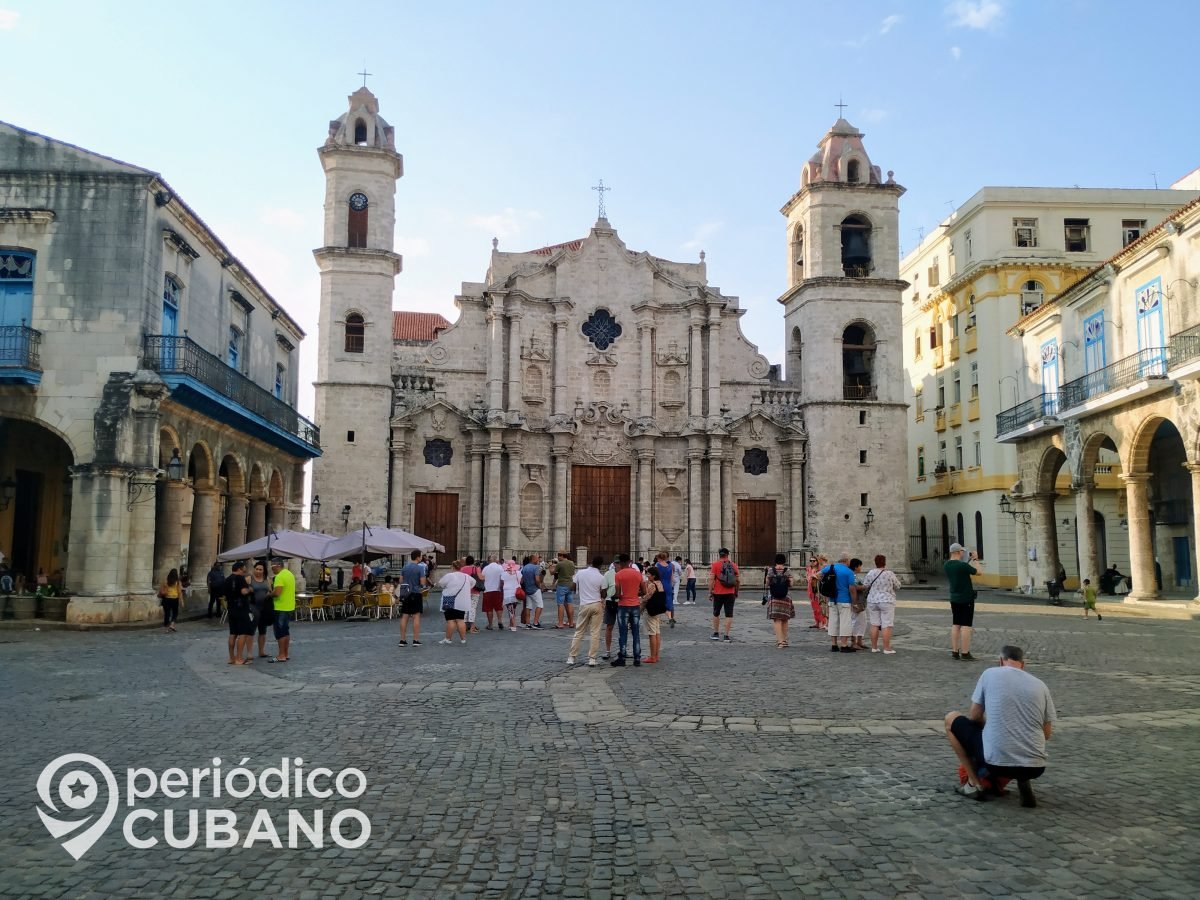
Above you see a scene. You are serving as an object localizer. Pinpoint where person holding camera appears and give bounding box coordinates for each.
[945,543,981,661]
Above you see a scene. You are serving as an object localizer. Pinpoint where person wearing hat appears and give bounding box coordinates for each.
[944,543,981,661]
[269,557,296,663]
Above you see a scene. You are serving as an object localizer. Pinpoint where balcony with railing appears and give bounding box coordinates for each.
[0,324,42,385]
[1170,323,1200,379]
[843,378,876,401]
[142,335,320,458]
[1058,346,1172,419]
[995,392,1061,442]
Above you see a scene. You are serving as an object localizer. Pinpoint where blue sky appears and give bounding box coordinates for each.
[3,1,1198,417]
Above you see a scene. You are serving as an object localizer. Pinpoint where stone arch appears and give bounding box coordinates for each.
[662,369,682,402]
[1126,414,1177,474]
[658,486,684,542]
[218,453,246,496]
[248,463,268,498]
[790,222,805,275]
[157,425,182,468]
[268,469,285,505]
[1034,444,1068,495]
[353,118,368,145]
[842,321,876,400]
[344,311,365,353]
[845,158,862,184]
[187,441,214,486]
[1079,430,1120,480]
[840,213,872,277]
[0,411,80,461]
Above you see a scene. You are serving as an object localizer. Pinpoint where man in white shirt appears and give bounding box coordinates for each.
[480,555,505,631]
[567,555,609,667]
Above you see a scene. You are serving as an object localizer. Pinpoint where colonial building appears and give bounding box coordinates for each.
[998,194,1200,602]
[311,92,909,571]
[901,187,1196,587]
[0,122,319,623]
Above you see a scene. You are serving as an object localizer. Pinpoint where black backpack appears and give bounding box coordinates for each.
[767,568,790,600]
[819,565,839,599]
[717,559,737,587]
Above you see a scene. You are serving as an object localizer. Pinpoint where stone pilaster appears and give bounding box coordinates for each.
[550,439,571,554]
[467,442,485,559]
[1030,491,1060,587]
[686,445,705,554]
[505,445,522,552]
[484,435,503,557]
[389,425,410,530]
[635,444,655,556]
[506,312,522,408]
[152,480,187,583]
[706,302,722,417]
[1121,473,1156,601]
[552,309,571,416]
[638,320,654,419]
[486,306,505,410]
[721,455,734,552]
[1073,480,1098,584]
[707,439,724,555]
[688,309,705,418]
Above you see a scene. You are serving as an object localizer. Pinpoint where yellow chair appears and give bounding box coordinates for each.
[376,592,396,619]
[308,594,327,622]
[357,592,378,618]
[325,592,346,618]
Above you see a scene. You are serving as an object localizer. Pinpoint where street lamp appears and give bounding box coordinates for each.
[310,495,321,516]
[341,504,351,528]
[998,494,1031,524]
[166,448,184,482]
[863,507,874,532]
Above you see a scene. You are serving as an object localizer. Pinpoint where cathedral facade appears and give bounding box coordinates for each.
[311,88,908,573]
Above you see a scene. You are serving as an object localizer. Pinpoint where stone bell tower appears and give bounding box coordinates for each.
[311,87,403,534]
[778,116,910,577]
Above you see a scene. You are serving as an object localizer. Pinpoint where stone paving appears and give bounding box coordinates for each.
[1,596,1198,898]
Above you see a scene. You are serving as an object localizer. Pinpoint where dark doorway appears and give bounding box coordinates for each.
[737,499,777,567]
[571,466,631,563]
[414,492,459,562]
[11,469,42,579]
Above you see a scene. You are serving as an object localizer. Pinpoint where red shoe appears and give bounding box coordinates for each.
[643,657,659,663]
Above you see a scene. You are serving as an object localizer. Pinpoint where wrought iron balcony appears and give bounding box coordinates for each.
[142,335,320,457]
[1059,347,1167,412]
[843,378,876,401]
[996,393,1060,438]
[1170,324,1200,371]
[0,324,42,384]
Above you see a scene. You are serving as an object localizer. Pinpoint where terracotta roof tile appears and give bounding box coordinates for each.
[392,311,450,341]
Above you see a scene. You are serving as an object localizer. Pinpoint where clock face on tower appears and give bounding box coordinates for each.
[349,192,368,211]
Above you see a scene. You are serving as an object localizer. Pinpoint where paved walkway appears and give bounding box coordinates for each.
[1,599,1197,897]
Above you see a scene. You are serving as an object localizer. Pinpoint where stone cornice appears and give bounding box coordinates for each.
[313,246,403,276]
[0,208,55,225]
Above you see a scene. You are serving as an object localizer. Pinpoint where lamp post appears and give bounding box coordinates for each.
[863,507,874,532]
[998,494,1031,524]
[310,495,321,516]
[341,504,351,529]
[167,448,184,483]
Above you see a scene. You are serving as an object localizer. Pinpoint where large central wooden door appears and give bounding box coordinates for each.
[737,499,777,567]
[414,492,458,561]
[571,466,631,564]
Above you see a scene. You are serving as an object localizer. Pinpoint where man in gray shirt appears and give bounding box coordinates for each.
[945,644,1056,807]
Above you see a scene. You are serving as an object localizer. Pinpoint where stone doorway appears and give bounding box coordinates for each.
[571,465,631,564]
[414,492,459,562]
[737,499,777,567]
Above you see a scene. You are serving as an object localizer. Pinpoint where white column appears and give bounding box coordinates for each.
[707,441,723,555]
[223,495,248,552]
[721,455,734,553]
[787,449,804,553]
[553,315,569,415]
[505,447,522,552]
[688,311,705,417]
[486,307,505,410]
[707,304,722,417]
[506,312,523,409]
[484,437,503,556]
[188,487,219,576]
[1031,492,1060,588]
[687,446,704,555]
[636,446,654,556]
[638,320,654,418]
[1122,473,1156,601]
[467,445,484,559]
[152,481,187,584]
[247,497,267,541]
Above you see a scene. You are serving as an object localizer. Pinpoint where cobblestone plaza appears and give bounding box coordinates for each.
[2,596,1198,898]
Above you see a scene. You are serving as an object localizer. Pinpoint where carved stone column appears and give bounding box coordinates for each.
[223,495,248,552]
[785,446,805,555]
[638,320,654,419]
[467,442,485,559]
[552,311,571,416]
[153,480,187,583]
[506,312,522,409]
[689,309,705,418]
[721,455,734,553]
[1187,463,1200,602]
[550,439,572,554]
[1030,491,1060,588]
[247,497,267,541]
[707,440,724,555]
[389,426,410,530]
[1073,479,1098,584]
[486,306,505,411]
[266,501,285,534]
[687,444,705,555]
[484,435,503,557]
[188,486,219,576]
[505,445,523,553]
[634,444,655,557]
[1121,473,1156,601]
[707,302,723,418]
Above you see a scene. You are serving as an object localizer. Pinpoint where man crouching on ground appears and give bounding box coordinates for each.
[944,644,1056,807]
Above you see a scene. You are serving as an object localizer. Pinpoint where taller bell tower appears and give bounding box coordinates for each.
[311,87,403,534]
[779,117,910,576]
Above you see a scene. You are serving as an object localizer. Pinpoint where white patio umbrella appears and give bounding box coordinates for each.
[217,530,336,562]
[323,524,446,563]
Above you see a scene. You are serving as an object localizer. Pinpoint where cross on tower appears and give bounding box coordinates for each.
[358,67,372,87]
[835,97,848,117]
[592,179,611,219]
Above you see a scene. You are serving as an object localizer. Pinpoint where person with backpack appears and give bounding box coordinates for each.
[206,561,225,619]
[709,548,740,643]
[764,553,795,648]
[821,552,858,653]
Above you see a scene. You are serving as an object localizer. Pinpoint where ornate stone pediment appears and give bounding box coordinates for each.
[655,340,688,367]
[578,401,626,426]
[521,335,552,362]
[585,350,618,367]
[571,422,632,465]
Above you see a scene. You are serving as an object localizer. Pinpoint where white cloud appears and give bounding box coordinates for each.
[950,45,962,60]
[946,1,1003,30]
[843,14,902,49]
[879,14,902,35]
[466,208,541,239]
[682,221,722,252]
[259,206,308,231]
[0,9,19,30]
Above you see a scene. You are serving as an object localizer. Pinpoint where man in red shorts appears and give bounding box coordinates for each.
[480,554,505,630]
